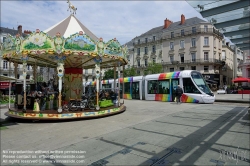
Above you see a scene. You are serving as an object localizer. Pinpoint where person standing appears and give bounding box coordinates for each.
[176,85,183,104]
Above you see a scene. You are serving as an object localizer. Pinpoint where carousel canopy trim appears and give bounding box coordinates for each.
[2,30,128,69]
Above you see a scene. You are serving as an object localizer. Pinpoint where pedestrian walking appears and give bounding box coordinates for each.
[176,85,183,104]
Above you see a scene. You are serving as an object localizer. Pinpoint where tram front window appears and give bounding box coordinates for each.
[191,71,213,96]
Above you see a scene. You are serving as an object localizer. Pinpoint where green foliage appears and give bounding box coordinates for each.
[123,67,137,77]
[103,66,139,80]
[64,42,95,51]
[103,69,115,80]
[0,94,15,104]
[37,76,43,82]
[24,40,51,50]
[146,63,163,74]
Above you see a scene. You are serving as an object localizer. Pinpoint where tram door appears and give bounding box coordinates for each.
[132,82,140,99]
[171,79,179,101]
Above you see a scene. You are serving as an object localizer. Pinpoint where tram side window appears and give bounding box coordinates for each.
[183,78,201,94]
[102,84,111,89]
[148,80,158,94]
[158,80,170,94]
[124,83,130,94]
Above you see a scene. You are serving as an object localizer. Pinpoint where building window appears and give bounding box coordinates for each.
[204,37,209,46]
[170,42,174,50]
[180,67,185,71]
[222,50,226,60]
[137,70,140,75]
[191,38,196,47]
[180,40,184,49]
[180,54,184,63]
[153,36,156,41]
[181,29,184,36]
[92,69,95,75]
[170,55,174,63]
[191,66,196,70]
[17,74,20,79]
[144,47,148,54]
[3,61,8,69]
[192,27,196,33]
[152,58,156,64]
[152,45,156,53]
[204,25,208,32]
[137,48,140,55]
[145,38,148,43]
[85,70,88,74]
[171,32,174,38]
[26,75,30,79]
[92,77,95,81]
[191,53,196,62]
[27,65,30,70]
[145,59,148,66]
[170,68,174,72]
[138,39,140,44]
[3,37,6,43]
[204,52,209,61]
[137,60,140,66]
[204,66,209,72]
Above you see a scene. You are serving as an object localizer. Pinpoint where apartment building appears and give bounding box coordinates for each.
[127,14,243,87]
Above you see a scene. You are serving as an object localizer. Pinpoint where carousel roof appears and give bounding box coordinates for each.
[44,14,98,41]
[1,14,128,69]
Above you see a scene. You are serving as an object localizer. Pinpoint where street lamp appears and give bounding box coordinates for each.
[161,60,164,73]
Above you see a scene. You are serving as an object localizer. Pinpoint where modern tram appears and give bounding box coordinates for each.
[84,70,215,103]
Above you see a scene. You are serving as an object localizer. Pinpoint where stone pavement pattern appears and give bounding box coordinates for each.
[0,99,249,166]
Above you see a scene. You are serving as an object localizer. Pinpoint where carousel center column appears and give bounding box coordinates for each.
[57,63,64,113]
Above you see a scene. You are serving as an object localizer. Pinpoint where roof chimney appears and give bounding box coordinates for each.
[181,14,185,25]
[24,30,32,35]
[18,25,22,35]
[164,18,172,29]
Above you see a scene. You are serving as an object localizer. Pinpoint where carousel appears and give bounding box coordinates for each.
[1,1,128,120]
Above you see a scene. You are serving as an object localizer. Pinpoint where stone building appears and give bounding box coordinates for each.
[126,14,243,87]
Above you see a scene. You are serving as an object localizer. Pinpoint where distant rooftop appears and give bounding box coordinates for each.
[0,27,28,38]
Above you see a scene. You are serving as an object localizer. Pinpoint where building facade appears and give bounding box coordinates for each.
[126,14,243,87]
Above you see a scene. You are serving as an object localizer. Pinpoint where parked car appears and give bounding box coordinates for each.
[217,89,226,94]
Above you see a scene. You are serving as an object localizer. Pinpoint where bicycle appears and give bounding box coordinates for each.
[69,94,96,111]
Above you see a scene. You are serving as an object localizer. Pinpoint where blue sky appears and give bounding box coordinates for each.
[1,0,205,45]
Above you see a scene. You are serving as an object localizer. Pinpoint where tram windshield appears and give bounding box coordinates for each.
[191,71,213,96]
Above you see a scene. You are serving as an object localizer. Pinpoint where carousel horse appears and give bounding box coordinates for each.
[67,0,77,15]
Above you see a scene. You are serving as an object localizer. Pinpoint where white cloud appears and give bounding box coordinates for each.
[1,0,203,45]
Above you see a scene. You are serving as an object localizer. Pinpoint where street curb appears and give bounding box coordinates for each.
[215,99,249,104]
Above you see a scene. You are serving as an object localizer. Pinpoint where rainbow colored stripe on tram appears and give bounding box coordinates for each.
[158,71,180,80]
[155,94,171,102]
[181,94,199,103]
[89,81,96,86]
[102,80,109,84]
[122,77,133,99]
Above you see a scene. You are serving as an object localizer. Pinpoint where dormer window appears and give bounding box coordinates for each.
[145,38,148,43]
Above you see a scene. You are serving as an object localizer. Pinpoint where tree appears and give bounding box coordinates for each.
[147,63,163,74]
[103,69,114,80]
[124,67,137,77]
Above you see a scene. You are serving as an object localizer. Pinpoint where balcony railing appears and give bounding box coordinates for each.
[132,58,224,68]
[164,28,223,40]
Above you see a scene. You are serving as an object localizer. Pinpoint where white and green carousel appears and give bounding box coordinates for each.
[1,1,128,120]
